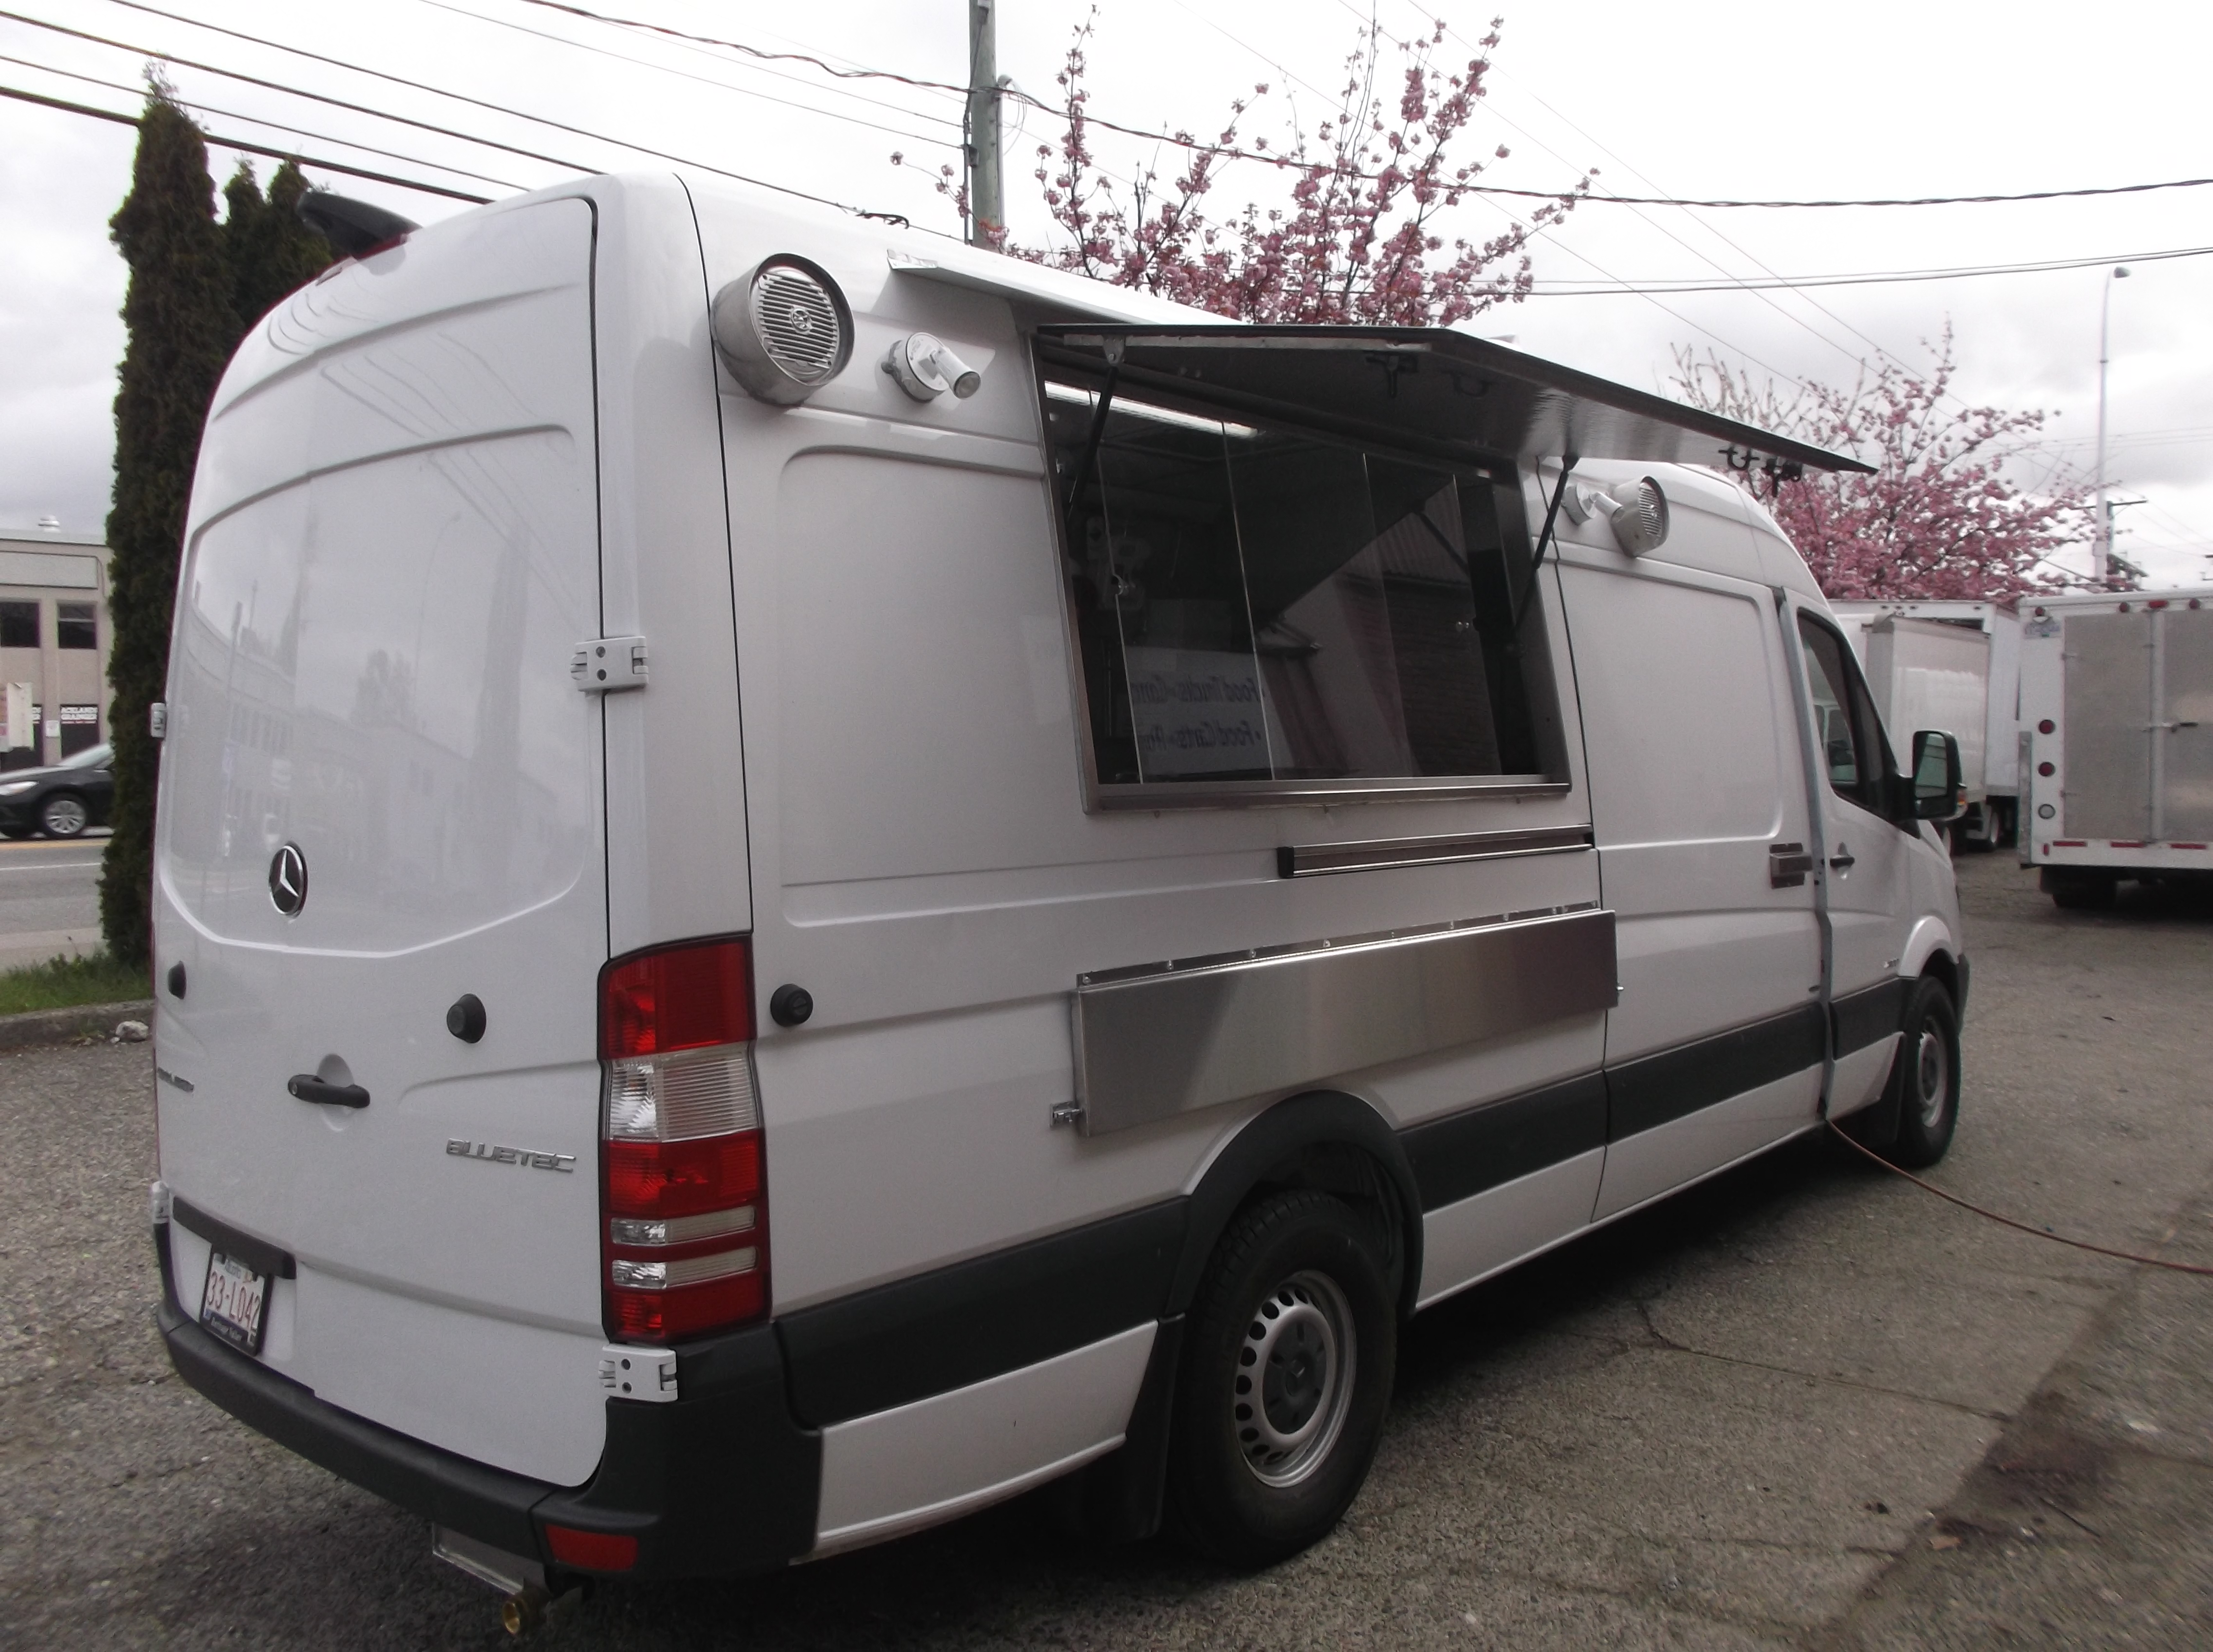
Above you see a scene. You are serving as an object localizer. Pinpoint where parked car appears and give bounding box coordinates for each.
[148,178,1971,1616]
[0,741,111,838]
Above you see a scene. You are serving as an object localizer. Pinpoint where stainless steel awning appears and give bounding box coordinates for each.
[1031,324,1871,475]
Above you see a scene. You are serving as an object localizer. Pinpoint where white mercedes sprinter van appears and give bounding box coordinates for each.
[148,173,1970,1600]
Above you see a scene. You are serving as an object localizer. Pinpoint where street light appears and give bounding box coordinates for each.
[2095,264,2131,586]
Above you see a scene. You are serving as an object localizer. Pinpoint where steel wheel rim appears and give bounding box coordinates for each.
[1234,1269,1355,1488]
[42,796,85,835]
[1915,1020,1950,1130]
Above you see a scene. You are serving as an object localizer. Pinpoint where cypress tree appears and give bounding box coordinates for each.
[100,92,239,972]
[223,159,332,329]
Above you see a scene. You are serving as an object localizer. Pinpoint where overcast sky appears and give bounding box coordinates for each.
[4,0,2211,585]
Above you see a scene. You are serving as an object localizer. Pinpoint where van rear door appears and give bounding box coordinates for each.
[153,197,610,1487]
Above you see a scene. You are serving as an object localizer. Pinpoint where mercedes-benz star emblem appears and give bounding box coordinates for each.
[268,842,308,917]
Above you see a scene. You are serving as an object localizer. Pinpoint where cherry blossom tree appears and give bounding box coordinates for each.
[1671,331,2096,600]
[901,12,1584,324]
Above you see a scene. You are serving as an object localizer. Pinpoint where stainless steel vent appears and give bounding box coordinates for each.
[712,255,853,405]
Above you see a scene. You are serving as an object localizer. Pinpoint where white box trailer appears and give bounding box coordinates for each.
[2018,587,2213,905]
[146,174,1973,1605]
[1832,601,2018,844]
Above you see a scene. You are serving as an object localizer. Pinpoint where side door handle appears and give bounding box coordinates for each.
[1828,845,1856,871]
[288,1074,370,1108]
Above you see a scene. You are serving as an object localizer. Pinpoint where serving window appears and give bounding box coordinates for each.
[1043,369,1558,804]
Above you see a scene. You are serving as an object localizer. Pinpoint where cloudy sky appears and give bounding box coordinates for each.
[4,0,2211,585]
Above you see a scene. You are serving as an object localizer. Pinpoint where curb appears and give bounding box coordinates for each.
[0,999,156,1052]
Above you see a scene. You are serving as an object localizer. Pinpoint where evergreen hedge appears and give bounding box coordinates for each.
[100,90,328,969]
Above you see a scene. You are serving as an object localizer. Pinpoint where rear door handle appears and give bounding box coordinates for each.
[288,1074,370,1108]
[1829,849,1856,871]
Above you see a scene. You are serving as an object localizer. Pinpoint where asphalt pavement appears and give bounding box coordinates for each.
[2,850,2210,1649]
[0,832,108,971]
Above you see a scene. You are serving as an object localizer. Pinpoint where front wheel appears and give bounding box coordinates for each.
[1167,1190,1396,1568]
[38,792,87,838]
[1885,976,1960,1168]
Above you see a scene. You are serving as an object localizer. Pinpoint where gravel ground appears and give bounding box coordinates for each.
[2,850,2209,1649]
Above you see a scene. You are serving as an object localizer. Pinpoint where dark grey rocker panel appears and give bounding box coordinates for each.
[1833,976,1912,1057]
[1400,1072,1609,1212]
[1605,1001,1828,1143]
[1071,909,1618,1137]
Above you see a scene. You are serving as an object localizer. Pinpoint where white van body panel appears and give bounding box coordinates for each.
[1416,1148,1605,1308]
[584,175,755,955]
[155,195,611,1485]
[690,190,1607,1317]
[812,1322,1157,1555]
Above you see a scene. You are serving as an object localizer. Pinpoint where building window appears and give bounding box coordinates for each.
[0,601,36,649]
[56,603,96,650]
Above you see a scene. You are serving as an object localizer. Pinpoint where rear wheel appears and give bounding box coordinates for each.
[38,792,87,838]
[2043,867,2117,910]
[1167,1190,1395,1568]
[1884,977,1960,1168]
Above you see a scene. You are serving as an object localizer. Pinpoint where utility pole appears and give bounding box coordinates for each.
[966,0,1003,246]
[2094,264,2131,586]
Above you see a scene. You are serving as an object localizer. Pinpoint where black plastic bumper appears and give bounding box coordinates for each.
[155,1224,821,1579]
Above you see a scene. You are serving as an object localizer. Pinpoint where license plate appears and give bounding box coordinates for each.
[201,1250,270,1354]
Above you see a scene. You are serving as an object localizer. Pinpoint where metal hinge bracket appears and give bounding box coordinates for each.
[572,636,648,693]
[598,1345,679,1402]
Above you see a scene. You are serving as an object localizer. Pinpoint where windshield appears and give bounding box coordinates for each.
[59,743,109,770]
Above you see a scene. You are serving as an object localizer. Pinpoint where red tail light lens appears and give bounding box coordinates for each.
[598,937,767,1345]
[543,1526,638,1572]
[601,937,753,1058]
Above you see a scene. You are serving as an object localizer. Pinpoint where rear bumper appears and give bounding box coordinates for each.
[154,1223,821,1579]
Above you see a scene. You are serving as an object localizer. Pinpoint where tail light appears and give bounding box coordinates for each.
[598,936,767,1343]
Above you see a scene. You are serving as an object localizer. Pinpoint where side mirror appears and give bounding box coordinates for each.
[1910,729,1964,821]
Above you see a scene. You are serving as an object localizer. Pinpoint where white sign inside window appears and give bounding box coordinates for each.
[1124,646,1270,778]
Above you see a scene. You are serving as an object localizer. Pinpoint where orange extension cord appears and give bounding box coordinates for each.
[1826,1119,2213,1278]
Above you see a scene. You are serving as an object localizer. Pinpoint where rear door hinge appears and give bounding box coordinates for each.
[598,1344,678,1402]
[572,635,648,693]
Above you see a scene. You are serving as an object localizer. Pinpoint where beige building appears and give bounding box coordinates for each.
[0,531,110,771]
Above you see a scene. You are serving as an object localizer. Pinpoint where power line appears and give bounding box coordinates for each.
[413,0,962,151]
[0,49,527,190]
[0,82,491,201]
[505,0,2213,211]
[1528,241,2213,296]
[28,3,874,216]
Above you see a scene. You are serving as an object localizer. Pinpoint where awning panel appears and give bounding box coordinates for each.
[1032,324,1870,475]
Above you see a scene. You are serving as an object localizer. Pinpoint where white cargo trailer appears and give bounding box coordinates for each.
[1834,601,2019,845]
[2018,588,2213,905]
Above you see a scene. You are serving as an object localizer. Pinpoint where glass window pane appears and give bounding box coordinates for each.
[1047,370,1547,795]
[0,602,36,649]
[56,603,96,650]
[1800,617,1869,800]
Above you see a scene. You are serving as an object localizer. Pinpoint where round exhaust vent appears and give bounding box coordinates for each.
[712,255,853,405]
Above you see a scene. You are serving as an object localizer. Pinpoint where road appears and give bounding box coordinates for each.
[2,851,2210,1648]
[0,832,107,971]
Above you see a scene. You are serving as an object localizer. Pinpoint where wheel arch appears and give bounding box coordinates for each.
[1170,1091,1423,1324]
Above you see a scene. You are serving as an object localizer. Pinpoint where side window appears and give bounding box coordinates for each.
[56,604,97,650]
[0,601,36,649]
[1045,371,1550,796]
[1798,615,1891,813]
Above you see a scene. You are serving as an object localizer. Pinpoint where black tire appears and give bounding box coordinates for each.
[1166,1189,1395,1569]
[2043,867,2116,910]
[1884,977,1960,1168]
[38,791,87,839]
